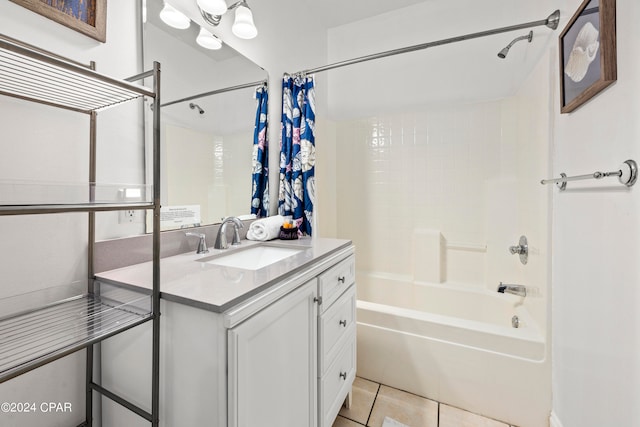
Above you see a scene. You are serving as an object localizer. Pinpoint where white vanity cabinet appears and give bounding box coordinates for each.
[98,240,355,427]
[227,279,318,427]
[317,255,357,427]
[226,254,357,427]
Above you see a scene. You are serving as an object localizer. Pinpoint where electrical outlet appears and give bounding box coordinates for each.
[119,209,136,224]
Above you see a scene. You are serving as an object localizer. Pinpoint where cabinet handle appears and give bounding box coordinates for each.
[338,276,346,284]
[313,296,323,305]
[339,372,347,380]
[339,319,347,327]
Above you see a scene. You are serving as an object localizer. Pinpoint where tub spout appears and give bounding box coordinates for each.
[497,282,526,297]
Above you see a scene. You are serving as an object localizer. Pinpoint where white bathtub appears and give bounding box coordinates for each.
[356,273,550,427]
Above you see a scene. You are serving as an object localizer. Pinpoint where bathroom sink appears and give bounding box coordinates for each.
[199,245,303,270]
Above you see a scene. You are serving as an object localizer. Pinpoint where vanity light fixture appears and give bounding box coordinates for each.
[197,0,228,15]
[199,0,258,40]
[159,1,191,29]
[159,1,223,50]
[196,27,223,50]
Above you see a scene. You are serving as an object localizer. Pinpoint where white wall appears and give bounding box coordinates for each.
[551,0,640,426]
[0,1,143,426]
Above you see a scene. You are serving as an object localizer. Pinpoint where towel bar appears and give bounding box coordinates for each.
[540,159,637,190]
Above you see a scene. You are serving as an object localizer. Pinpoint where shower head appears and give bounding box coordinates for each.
[497,30,533,59]
[189,102,205,114]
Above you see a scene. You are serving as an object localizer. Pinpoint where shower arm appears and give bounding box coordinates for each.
[298,10,561,75]
[505,32,533,50]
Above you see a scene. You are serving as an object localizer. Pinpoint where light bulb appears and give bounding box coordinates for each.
[232,4,257,39]
[159,2,190,29]
[196,27,223,50]
[197,0,228,16]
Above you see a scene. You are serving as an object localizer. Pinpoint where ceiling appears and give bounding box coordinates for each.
[301,0,434,29]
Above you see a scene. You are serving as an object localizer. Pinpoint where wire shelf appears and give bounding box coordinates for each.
[0,36,154,113]
[0,289,152,383]
[0,181,153,214]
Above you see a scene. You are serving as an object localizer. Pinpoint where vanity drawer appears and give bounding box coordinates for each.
[319,285,355,374]
[318,255,355,312]
[319,333,356,427]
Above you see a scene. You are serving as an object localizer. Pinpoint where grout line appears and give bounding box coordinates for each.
[365,383,381,427]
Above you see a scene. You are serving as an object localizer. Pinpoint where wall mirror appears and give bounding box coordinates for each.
[143,0,267,231]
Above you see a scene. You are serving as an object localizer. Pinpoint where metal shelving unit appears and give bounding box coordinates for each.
[0,34,161,427]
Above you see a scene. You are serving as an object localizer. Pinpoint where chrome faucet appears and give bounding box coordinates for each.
[185,232,209,254]
[214,217,244,249]
[497,282,527,297]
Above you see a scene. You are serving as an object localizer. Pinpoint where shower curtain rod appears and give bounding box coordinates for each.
[298,10,560,75]
[161,79,267,108]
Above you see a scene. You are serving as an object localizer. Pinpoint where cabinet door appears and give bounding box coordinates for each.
[228,280,318,427]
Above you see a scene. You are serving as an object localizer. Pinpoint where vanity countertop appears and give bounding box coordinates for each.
[96,237,353,313]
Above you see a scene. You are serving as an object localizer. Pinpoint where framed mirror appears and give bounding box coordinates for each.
[143,0,267,231]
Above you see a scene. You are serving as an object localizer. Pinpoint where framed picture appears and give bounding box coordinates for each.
[10,0,106,43]
[559,0,616,113]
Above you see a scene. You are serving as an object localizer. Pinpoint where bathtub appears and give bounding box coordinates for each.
[356,273,550,427]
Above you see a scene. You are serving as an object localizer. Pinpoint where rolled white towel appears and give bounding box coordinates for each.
[246,215,285,241]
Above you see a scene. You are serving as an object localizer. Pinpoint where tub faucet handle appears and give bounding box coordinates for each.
[509,235,528,265]
[497,282,526,297]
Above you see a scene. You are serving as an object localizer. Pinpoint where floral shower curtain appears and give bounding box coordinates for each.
[279,74,316,235]
[250,84,269,217]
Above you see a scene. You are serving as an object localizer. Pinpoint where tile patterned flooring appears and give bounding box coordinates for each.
[333,377,516,427]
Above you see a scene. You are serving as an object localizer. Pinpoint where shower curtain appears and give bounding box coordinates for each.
[250,84,269,217]
[279,74,316,235]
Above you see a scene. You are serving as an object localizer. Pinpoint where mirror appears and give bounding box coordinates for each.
[143,0,267,231]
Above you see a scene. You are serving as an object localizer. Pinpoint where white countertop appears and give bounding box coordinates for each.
[96,237,352,312]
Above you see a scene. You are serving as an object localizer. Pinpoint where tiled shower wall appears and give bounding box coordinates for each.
[332,99,523,287]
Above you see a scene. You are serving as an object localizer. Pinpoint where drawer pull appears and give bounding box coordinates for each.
[338,276,346,284]
[339,371,347,380]
[339,319,347,327]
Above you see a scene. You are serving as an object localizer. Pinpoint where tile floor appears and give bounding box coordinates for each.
[333,377,517,427]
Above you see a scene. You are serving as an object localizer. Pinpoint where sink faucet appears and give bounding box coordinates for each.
[214,217,244,249]
[185,232,209,254]
[497,282,526,297]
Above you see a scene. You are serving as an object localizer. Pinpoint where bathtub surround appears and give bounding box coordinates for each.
[411,230,445,283]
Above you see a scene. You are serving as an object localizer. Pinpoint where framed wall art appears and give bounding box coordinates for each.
[10,0,107,43]
[559,0,616,113]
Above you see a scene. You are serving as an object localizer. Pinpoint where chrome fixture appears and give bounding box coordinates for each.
[189,102,205,114]
[298,10,560,75]
[545,9,561,30]
[198,0,258,39]
[186,232,209,254]
[497,282,527,297]
[541,159,638,191]
[511,315,520,328]
[497,31,533,59]
[214,217,244,249]
[158,1,225,50]
[509,235,528,265]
